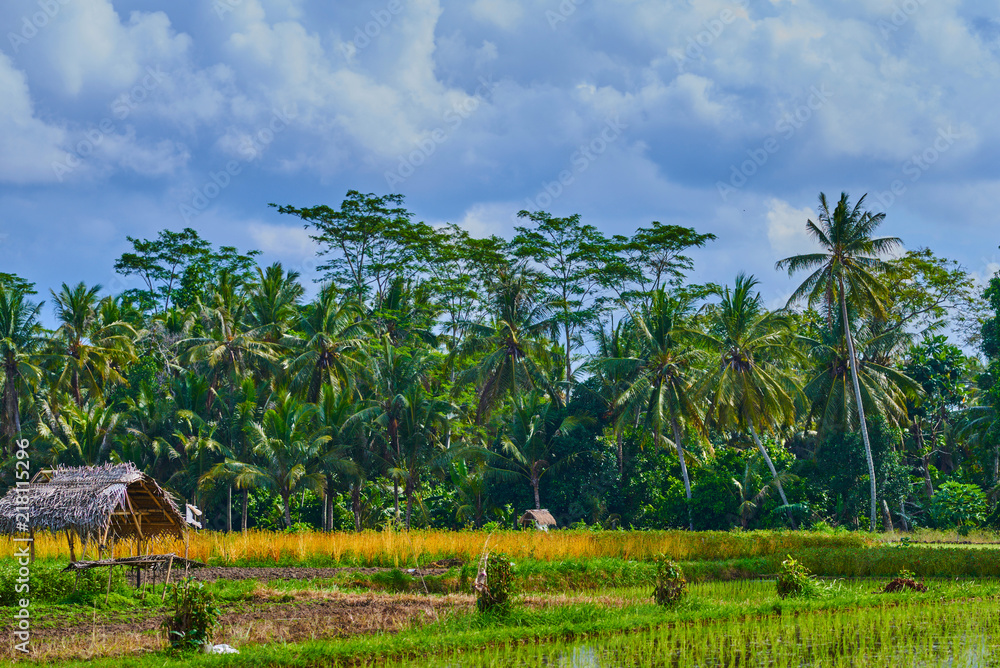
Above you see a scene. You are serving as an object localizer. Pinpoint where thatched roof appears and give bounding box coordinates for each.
[0,463,185,541]
[519,509,557,528]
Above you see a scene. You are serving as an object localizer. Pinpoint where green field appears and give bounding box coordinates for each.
[5,530,1000,667]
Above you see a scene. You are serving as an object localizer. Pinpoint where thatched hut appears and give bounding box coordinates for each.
[0,463,185,548]
[519,509,557,530]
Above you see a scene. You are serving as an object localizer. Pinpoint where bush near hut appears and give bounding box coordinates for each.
[163,579,221,651]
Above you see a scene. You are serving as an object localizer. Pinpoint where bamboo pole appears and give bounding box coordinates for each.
[161,555,174,602]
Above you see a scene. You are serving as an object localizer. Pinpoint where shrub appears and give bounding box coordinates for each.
[163,579,221,651]
[475,552,515,614]
[776,555,821,599]
[929,482,987,535]
[652,555,687,607]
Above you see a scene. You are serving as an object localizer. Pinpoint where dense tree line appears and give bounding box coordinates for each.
[1,190,996,533]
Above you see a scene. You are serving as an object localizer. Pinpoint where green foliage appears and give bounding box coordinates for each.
[476,552,516,614]
[776,555,822,598]
[929,481,987,535]
[163,579,222,651]
[0,560,132,606]
[652,555,687,607]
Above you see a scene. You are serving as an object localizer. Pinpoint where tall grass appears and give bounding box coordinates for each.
[0,529,870,566]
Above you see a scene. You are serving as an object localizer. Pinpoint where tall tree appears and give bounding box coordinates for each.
[114,227,259,314]
[512,211,607,398]
[776,192,902,530]
[601,222,717,309]
[271,191,430,307]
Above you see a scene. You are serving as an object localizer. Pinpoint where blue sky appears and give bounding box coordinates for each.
[1,0,999,323]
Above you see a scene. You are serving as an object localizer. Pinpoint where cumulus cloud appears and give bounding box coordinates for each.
[10,0,191,97]
[0,52,68,183]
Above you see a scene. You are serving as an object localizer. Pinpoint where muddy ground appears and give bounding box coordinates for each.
[5,589,474,661]
[186,565,454,582]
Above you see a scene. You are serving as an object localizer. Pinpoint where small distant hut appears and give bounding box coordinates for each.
[519,509,557,531]
[0,463,185,558]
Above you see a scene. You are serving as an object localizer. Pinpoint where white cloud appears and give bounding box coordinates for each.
[766,198,816,261]
[248,222,319,259]
[26,0,191,96]
[0,53,68,183]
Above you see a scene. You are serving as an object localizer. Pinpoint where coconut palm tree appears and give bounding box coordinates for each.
[245,262,305,344]
[453,264,555,420]
[488,389,584,511]
[775,192,902,530]
[221,392,328,528]
[801,313,919,435]
[37,397,121,466]
[313,383,362,531]
[351,337,440,527]
[288,285,371,403]
[48,282,137,406]
[693,273,801,528]
[603,290,705,529]
[180,271,279,413]
[0,288,44,452]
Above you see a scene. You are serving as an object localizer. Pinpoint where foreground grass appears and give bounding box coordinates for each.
[6,577,999,667]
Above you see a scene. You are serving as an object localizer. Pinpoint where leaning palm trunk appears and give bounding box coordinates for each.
[840,282,878,531]
[241,489,248,532]
[749,426,797,530]
[670,418,693,531]
[351,482,363,532]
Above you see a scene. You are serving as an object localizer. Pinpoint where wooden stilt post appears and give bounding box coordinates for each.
[162,555,174,602]
[105,565,113,606]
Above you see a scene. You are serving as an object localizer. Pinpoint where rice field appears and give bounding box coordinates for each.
[392,597,1000,667]
[1,529,869,565]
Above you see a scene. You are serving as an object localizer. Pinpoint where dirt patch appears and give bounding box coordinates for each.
[187,566,452,582]
[882,577,928,593]
[3,592,474,661]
